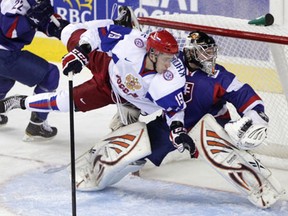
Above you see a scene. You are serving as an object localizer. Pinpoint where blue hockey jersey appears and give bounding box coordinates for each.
[146,54,265,166]
[0,0,36,50]
[183,63,264,130]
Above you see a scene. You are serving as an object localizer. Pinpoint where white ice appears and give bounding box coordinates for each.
[0,66,287,216]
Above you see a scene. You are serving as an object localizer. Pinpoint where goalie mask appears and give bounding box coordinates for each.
[183,31,218,76]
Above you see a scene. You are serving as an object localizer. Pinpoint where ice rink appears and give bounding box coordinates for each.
[0,66,287,216]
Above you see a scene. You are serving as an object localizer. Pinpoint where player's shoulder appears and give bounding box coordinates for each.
[109,24,145,38]
[151,59,186,90]
[110,25,147,48]
[213,64,236,80]
[170,57,186,78]
[1,0,30,15]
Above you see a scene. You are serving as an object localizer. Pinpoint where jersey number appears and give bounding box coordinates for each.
[175,92,185,106]
[12,0,23,12]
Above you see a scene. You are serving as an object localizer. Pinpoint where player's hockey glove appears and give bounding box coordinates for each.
[26,0,54,29]
[169,121,198,158]
[62,44,90,75]
[45,14,70,39]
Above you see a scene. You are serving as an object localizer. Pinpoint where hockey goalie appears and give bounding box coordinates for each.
[73,113,284,209]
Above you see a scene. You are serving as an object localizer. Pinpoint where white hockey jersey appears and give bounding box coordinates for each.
[64,22,186,126]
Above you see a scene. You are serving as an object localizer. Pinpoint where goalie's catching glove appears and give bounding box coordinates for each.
[62,44,90,75]
[169,121,198,158]
[224,110,268,150]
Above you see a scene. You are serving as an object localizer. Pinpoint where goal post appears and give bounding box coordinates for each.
[138,16,288,44]
[138,14,288,170]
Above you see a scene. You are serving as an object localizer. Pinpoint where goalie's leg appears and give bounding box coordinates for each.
[189,114,285,208]
[74,122,151,191]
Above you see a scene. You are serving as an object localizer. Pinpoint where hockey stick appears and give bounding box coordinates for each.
[50,13,77,216]
[68,72,77,216]
[50,14,61,27]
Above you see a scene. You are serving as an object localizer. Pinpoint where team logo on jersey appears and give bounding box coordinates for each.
[184,81,194,103]
[163,70,174,81]
[125,74,142,91]
[134,38,144,48]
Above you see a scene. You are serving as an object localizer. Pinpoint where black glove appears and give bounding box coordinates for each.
[169,121,198,158]
[26,0,54,29]
[46,14,70,39]
[62,45,90,76]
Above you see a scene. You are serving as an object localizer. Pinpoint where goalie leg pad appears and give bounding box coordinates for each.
[189,114,285,208]
[74,122,151,191]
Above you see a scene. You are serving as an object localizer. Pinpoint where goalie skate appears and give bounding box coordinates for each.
[74,122,151,191]
[189,114,285,208]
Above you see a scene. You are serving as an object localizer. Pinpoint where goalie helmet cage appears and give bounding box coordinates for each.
[138,14,288,170]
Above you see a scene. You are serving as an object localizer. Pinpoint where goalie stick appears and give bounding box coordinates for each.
[189,114,285,208]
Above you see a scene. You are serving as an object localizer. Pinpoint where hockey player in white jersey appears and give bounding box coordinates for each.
[0,7,196,157]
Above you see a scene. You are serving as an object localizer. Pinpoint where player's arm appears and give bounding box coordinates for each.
[224,84,269,149]
[147,78,198,158]
[61,22,132,75]
[25,0,69,39]
[218,68,269,149]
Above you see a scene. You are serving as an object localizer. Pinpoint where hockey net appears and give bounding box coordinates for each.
[138,14,288,170]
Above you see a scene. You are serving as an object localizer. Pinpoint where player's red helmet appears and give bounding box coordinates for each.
[146,30,179,54]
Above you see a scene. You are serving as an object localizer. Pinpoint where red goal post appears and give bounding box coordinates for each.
[138,16,288,44]
[138,14,288,170]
